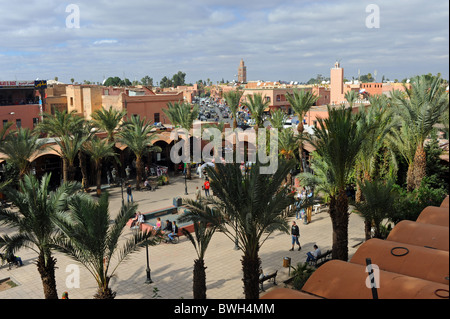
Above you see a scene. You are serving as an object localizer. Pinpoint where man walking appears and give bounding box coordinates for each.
[203,178,210,197]
[290,221,301,251]
[126,184,133,203]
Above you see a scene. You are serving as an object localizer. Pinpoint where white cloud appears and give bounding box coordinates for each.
[0,0,447,83]
[93,39,119,45]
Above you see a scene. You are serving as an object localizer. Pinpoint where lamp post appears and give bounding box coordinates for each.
[184,163,188,195]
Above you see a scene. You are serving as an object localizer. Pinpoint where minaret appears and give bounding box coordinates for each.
[238,59,247,83]
[330,61,344,105]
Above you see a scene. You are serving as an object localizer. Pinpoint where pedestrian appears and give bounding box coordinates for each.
[126,184,133,203]
[306,188,313,224]
[195,186,201,202]
[203,178,210,197]
[306,244,322,263]
[62,291,69,299]
[125,165,131,180]
[111,167,117,184]
[289,221,301,251]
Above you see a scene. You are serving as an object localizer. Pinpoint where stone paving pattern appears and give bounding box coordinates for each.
[0,175,365,299]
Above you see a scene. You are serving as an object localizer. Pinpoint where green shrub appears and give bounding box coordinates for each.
[390,179,447,224]
[290,262,316,291]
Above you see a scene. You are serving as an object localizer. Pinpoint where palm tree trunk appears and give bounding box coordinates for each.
[136,155,142,190]
[63,158,69,183]
[94,286,116,299]
[193,259,207,299]
[330,189,349,261]
[406,163,415,192]
[364,220,372,241]
[241,253,261,299]
[79,151,89,192]
[413,144,427,190]
[297,122,304,172]
[96,161,102,196]
[37,253,58,299]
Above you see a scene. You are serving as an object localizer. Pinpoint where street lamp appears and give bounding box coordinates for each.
[184,163,188,195]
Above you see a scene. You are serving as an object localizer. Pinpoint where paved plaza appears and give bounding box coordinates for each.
[0,174,365,299]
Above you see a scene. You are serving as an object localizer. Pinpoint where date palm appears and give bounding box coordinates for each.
[91,106,127,177]
[91,106,127,143]
[285,89,318,172]
[242,93,269,131]
[391,74,449,190]
[36,110,86,182]
[179,206,218,299]
[0,173,80,299]
[52,192,156,299]
[355,95,396,201]
[117,115,161,189]
[180,160,295,299]
[269,109,288,131]
[84,137,118,196]
[354,178,396,240]
[307,105,370,261]
[163,101,199,178]
[386,122,417,191]
[344,90,359,107]
[223,89,244,129]
[278,128,300,185]
[0,128,45,179]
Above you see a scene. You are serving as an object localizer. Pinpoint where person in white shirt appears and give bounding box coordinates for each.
[306,244,321,263]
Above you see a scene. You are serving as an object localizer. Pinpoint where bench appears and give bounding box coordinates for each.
[259,270,278,292]
[308,250,332,268]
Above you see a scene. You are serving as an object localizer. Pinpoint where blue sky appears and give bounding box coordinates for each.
[0,0,448,84]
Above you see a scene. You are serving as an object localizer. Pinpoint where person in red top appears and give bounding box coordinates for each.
[203,178,210,197]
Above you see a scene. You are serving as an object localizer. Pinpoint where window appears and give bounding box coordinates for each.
[154,113,160,123]
[265,96,271,102]
[70,97,73,106]
[16,119,22,128]
[2,119,8,127]
[33,117,39,127]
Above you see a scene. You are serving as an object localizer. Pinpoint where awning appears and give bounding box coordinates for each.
[29,144,62,162]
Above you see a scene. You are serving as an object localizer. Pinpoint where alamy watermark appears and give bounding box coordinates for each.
[170,125,279,174]
[66,4,80,28]
[366,4,380,29]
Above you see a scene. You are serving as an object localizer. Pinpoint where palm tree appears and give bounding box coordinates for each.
[387,122,417,191]
[163,101,199,178]
[84,137,118,196]
[242,93,269,131]
[223,89,244,129]
[0,128,45,179]
[52,192,156,299]
[180,160,295,299]
[36,110,86,182]
[285,89,318,172]
[278,128,300,186]
[355,95,396,201]
[391,74,449,190]
[269,109,288,131]
[0,173,80,299]
[354,178,396,240]
[117,115,161,189]
[91,106,127,142]
[307,105,369,261]
[77,120,95,192]
[344,90,359,107]
[179,205,218,299]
